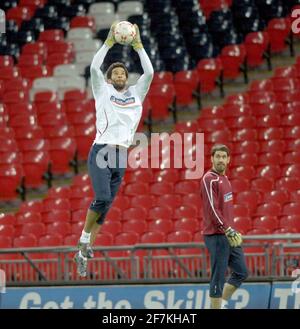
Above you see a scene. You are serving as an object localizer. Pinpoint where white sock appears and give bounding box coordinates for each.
[221,299,228,309]
[79,250,87,260]
[80,230,91,244]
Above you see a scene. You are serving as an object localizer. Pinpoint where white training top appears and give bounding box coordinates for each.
[90,44,154,148]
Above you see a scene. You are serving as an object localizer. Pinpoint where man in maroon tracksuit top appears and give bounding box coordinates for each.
[201,144,248,309]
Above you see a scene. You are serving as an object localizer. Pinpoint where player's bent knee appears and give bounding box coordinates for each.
[89,199,111,214]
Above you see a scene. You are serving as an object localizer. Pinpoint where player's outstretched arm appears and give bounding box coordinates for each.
[132,24,154,101]
[90,23,116,98]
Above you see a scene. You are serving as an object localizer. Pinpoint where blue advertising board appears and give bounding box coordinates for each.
[1,283,270,309]
[270,282,300,309]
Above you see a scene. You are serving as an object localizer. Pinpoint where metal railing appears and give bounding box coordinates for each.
[0,234,300,285]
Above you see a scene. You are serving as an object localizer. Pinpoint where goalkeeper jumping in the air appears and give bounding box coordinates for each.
[74,23,153,277]
[200,144,248,309]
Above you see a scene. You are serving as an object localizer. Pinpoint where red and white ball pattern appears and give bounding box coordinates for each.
[113,21,136,45]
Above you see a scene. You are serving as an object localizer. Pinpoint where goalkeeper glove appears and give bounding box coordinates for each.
[225,227,243,247]
[131,24,143,51]
[105,22,117,48]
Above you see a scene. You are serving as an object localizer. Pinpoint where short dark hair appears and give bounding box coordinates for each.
[106,62,128,79]
[211,144,230,156]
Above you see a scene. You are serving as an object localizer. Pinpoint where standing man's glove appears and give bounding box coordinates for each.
[225,227,243,247]
[131,24,143,51]
[105,22,117,48]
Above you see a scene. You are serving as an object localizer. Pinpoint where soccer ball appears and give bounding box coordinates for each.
[114,21,136,45]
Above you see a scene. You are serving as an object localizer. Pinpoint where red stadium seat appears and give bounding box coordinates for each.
[71,209,86,223]
[274,66,297,78]
[266,18,291,53]
[64,234,78,246]
[174,181,199,195]
[71,222,84,235]
[150,182,174,196]
[233,205,249,217]
[105,207,122,222]
[0,55,14,68]
[126,168,154,184]
[111,195,130,212]
[122,219,147,235]
[21,151,50,188]
[219,45,247,81]
[42,210,71,223]
[16,211,42,225]
[147,84,175,120]
[70,16,96,31]
[43,198,70,212]
[0,213,16,225]
[256,165,281,179]
[21,222,46,239]
[152,72,174,85]
[167,230,193,243]
[196,58,223,94]
[174,218,200,233]
[13,234,37,248]
[0,236,12,248]
[255,202,281,217]
[19,200,43,213]
[258,153,282,166]
[282,152,300,165]
[130,195,156,210]
[123,207,147,221]
[93,232,114,246]
[182,193,202,209]
[174,70,199,105]
[114,232,139,245]
[231,154,258,166]
[124,182,149,196]
[246,228,271,235]
[230,179,250,193]
[229,166,256,180]
[156,194,182,209]
[276,177,300,192]
[174,205,198,219]
[282,203,300,216]
[101,221,122,237]
[245,32,270,68]
[74,124,96,160]
[223,104,252,118]
[6,6,33,27]
[282,164,300,177]
[252,216,279,232]
[260,140,286,154]
[232,217,252,235]
[148,219,174,235]
[249,79,273,92]
[0,164,23,200]
[232,129,257,142]
[251,178,274,193]
[284,126,300,140]
[256,114,281,128]
[264,190,290,206]
[140,231,165,243]
[148,206,173,221]
[290,190,300,203]
[235,191,262,215]
[39,234,63,247]
[46,222,72,237]
[201,106,225,119]
[279,215,300,232]
[258,127,284,141]
[0,224,15,237]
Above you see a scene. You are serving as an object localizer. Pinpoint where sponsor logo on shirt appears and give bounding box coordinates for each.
[224,192,233,202]
[110,95,135,106]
